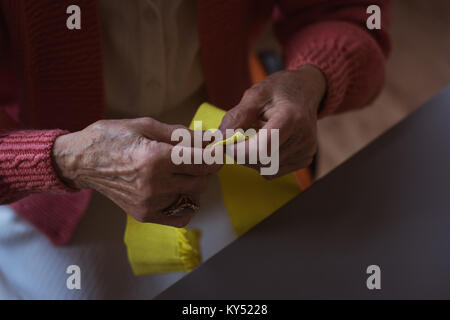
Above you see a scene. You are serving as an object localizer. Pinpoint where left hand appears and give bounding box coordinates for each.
[219,65,327,178]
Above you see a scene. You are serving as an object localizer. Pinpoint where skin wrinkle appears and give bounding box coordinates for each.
[51,65,326,226]
[53,118,218,227]
[219,65,326,179]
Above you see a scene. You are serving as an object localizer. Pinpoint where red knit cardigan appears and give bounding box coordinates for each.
[0,0,391,245]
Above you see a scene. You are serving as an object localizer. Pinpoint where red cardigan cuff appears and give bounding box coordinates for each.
[0,129,76,204]
[283,21,388,118]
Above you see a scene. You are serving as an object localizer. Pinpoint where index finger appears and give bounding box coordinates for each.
[226,108,292,164]
[219,87,271,132]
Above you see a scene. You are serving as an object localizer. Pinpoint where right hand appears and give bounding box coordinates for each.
[52,118,220,228]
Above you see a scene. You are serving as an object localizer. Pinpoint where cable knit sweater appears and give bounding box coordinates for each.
[0,0,391,245]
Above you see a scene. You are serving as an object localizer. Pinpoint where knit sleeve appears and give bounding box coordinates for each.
[0,129,76,204]
[274,0,392,117]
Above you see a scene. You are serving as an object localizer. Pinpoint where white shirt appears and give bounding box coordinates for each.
[98,0,206,122]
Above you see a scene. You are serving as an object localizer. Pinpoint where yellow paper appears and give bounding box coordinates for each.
[125,102,302,275]
[125,216,201,275]
[190,103,302,236]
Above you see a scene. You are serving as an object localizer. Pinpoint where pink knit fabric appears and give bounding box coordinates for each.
[0,0,391,245]
[0,130,74,203]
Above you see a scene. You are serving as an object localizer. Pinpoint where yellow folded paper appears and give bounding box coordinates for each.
[125,103,302,275]
[192,103,302,236]
[125,217,201,275]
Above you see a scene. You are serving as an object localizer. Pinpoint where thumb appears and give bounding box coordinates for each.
[133,117,187,145]
[219,88,269,133]
[219,106,255,134]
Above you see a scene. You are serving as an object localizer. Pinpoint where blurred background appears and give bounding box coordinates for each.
[316,0,450,177]
[258,0,450,178]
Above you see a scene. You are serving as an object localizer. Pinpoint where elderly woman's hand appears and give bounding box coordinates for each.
[52,118,220,228]
[219,65,327,178]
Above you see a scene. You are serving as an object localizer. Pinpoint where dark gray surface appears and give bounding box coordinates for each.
[157,85,450,299]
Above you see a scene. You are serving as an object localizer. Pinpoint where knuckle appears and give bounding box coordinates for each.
[169,124,185,132]
[222,111,239,128]
[89,119,109,132]
[245,86,265,100]
[137,117,155,127]
[242,89,255,100]
[93,119,106,126]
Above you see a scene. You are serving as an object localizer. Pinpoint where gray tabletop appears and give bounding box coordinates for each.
[157,85,450,300]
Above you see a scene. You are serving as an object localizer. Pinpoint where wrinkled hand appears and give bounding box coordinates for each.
[52,118,221,227]
[219,65,327,178]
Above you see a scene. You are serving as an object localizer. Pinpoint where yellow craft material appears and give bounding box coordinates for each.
[125,103,302,275]
[125,218,201,275]
[191,103,302,236]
